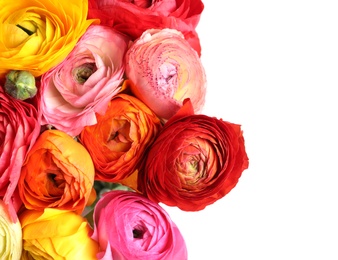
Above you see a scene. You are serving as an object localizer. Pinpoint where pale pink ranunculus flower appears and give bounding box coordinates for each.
[40,24,130,136]
[91,190,187,260]
[125,28,207,120]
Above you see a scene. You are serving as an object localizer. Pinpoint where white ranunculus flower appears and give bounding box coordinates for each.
[0,199,22,260]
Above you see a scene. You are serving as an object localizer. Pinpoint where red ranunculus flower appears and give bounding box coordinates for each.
[0,87,40,220]
[88,0,204,56]
[91,190,187,260]
[137,99,249,211]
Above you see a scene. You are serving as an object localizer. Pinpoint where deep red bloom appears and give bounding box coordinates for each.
[137,99,249,211]
[88,0,204,56]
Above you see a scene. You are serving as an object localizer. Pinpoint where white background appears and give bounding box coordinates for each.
[163,1,338,259]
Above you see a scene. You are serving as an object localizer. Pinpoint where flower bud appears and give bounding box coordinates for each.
[4,70,37,100]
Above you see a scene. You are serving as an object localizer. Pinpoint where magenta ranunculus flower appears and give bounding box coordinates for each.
[125,28,206,120]
[91,190,187,260]
[0,87,40,221]
[40,24,130,136]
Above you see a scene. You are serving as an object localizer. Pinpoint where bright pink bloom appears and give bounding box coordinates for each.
[0,87,40,220]
[91,190,187,260]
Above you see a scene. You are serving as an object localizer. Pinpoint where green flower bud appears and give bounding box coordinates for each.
[4,70,37,100]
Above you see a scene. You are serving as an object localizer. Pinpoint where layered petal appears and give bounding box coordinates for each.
[91,190,187,260]
[0,199,22,260]
[79,93,162,186]
[125,28,206,120]
[138,99,249,211]
[18,129,95,214]
[40,24,130,136]
[88,0,204,55]
[19,208,99,259]
[0,0,97,77]
[0,87,40,220]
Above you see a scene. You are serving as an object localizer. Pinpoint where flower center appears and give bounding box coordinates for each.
[16,23,36,36]
[46,172,65,196]
[156,63,178,97]
[106,119,133,153]
[73,63,96,84]
[133,229,144,239]
[176,143,208,186]
[132,225,146,239]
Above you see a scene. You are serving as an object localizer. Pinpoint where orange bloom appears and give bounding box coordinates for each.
[79,93,162,185]
[18,130,95,214]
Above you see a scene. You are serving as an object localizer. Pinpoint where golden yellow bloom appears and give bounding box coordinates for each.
[19,208,99,260]
[0,0,98,77]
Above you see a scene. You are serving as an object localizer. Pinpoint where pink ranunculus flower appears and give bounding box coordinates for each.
[91,190,187,260]
[125,28,206,120]
[0,87,40,221]
[40,24,130,136]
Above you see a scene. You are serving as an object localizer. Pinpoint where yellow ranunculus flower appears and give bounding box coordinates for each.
[0,199,22,260]
[19,208,99,260]
[0,0,98,77]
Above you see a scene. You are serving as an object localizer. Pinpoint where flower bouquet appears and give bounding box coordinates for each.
[0,0,249,259]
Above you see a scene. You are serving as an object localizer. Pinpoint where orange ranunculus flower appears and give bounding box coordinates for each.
[19,208,99,260]
[0,0,97,78]
[18,129,95,214]
[79,93,162,185]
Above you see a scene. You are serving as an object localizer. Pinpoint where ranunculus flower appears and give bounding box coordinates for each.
[0,199,22,260]
[40,24,129,136]
[91,190,187,260]
[79,93,162,185]
[18,129,95,214]
[125,28,207,120]
[0,0,97,78]
[137,99,249,211]
[88,0,204,55]
[0,87,40,221]
[19,208,99,259]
